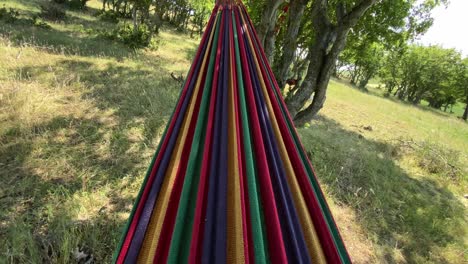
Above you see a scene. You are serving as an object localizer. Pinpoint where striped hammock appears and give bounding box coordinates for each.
[114,2,350,263]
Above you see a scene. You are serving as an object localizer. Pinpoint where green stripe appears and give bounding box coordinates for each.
[232,10,269,264]
[166,10,222,263]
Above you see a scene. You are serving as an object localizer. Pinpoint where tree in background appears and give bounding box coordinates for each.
[458,58,468,120]
[99,0,213,48]
[379,44,467,116]
[190,0,212,36]
[247,0,443,126]
[339,41,384,89]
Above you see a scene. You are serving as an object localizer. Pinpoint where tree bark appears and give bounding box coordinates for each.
[292,28,350,126]
[463,95,468,121]
[285,0,377,126]
[256,0,284,64]
[285,29,329,118]
[132,4,138,33]
[264,24,278,65]
[275,0,307,90]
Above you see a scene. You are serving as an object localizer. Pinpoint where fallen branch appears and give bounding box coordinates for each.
[170,72,184,84]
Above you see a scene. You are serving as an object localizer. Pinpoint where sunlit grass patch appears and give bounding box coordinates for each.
[0,3,192,260]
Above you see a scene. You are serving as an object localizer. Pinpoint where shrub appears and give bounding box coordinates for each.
[415,141,463,180]
[0,6,20,23]
[31,15,52,29]
[52,0,88,10]
[117,23,151,48]
[97,10,119,23]
[103,23,158,49]
[0,7,51,29]
[67,0,89,10]
[40,3,66,21]
[398,139,465,181]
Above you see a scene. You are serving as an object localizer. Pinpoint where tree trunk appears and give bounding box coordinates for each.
[285,28,329,118]
[275,0,307,90]
[256,0,284,64]
[284,0,377,126]
[264,25,277,65]
[463,96,468,121]
[292,29,350,126]
[358,77,370,89]
[350,64,359,84]
[132,4,138,33]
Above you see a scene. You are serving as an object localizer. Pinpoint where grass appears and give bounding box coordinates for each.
[0,1,467,263]
[299,84,467,262]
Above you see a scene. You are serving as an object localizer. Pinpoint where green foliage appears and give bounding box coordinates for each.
[379,45,466,111]
[53,0,89,10]
[0,6,51,29]
[31,15,52,29]
[0,6,20,23]
[338,40,384,89]
[244,0,266,26]
[102,23,159,49]
[40,2,67,21]
[67,0,89,10]
[97,10,119,23]
[115,23,151,48]
[336,0,447,91]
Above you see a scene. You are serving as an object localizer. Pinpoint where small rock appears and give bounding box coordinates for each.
[363,125,373,131]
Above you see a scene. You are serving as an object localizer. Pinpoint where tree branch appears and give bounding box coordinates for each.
[340,0,378,29]
[311,0,331,29]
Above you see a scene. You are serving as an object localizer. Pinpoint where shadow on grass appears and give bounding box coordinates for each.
[58,59,181,144]
[184,45,197,61]
[0,22,134,59]
[0,3,135,59]
[1,57,183,261]
[299,116,465,263]
[0,116,129,262]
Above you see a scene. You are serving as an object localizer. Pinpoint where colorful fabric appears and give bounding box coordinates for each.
[114,2,351,263]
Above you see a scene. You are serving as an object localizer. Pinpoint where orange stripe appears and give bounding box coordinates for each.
[227,13,245,262]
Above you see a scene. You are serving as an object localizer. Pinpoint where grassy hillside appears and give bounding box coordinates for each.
[1,1,466,263]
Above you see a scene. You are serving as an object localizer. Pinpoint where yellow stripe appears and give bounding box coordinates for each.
[227,14,245,263]
[238,8,326,264]
[137,12,219,263]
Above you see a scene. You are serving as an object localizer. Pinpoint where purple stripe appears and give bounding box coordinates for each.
[201,7,228,264]
[214,5,230,264]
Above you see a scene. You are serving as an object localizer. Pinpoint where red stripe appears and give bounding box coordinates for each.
[188,8,225,263]
[115,9,217,263]
[234,7,288,264]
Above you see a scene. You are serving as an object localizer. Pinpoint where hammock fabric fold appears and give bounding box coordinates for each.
[114,2,351,263]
